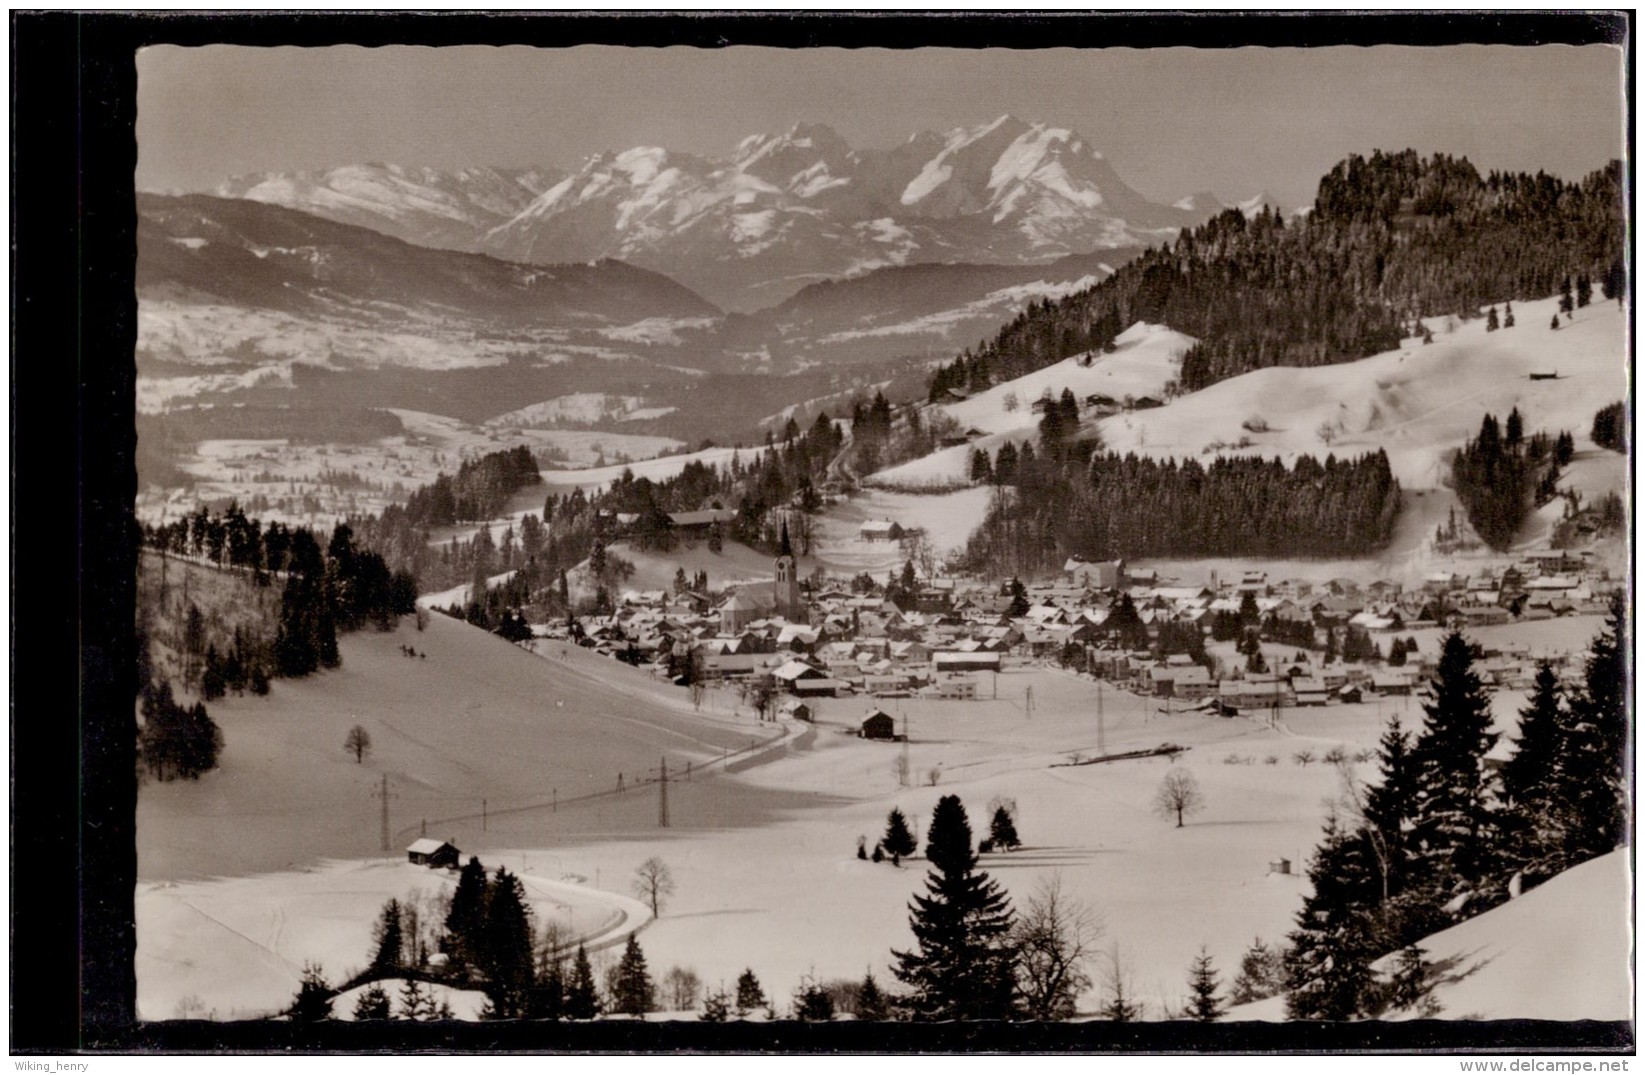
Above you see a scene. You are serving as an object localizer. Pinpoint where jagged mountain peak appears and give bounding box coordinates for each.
[211,121,1225,310]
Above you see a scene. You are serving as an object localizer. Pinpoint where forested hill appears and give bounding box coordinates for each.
[929,151,1625,398]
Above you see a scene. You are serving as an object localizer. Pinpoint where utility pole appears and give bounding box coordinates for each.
[482,798,488,832]
[658,757,670,828]
[374,773,390,852]
[1097,678,1106,758]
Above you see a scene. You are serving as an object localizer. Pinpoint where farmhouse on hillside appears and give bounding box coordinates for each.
[859,519,904,542]
[406,839,460,869]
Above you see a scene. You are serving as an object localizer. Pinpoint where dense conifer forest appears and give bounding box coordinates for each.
[928,152,1624,399]
[965,445,1400,577]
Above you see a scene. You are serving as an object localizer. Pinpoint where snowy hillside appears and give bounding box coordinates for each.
[1095,296,1626,490]
[860,296,1626,577]
[1230,849,1632,1022]
[870,320,1194,487]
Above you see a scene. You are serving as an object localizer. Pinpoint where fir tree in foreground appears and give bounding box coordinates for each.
[1560,590,1629,863]
[1284,810,1378,1020]
[1499,662,1568,876]
[480,866,535,1018]
[734,968,767,1016]
[855,972,889,1021]
[1409,631,1499,902]
[370,898,403,970]
[352,982,391,1020]
[289,962,333,1022]
[891,795,1019,1021]
[792,975,836,1022]
[1229,938,1287,1005]
[564,944,600,1020]
[612,934,655,1017]
[1185,946,1223,1022]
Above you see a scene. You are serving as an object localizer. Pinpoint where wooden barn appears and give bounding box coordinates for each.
[860,708,898,741]
[406,838,459,869]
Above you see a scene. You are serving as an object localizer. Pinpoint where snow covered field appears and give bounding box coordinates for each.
[136,605,1624,1022]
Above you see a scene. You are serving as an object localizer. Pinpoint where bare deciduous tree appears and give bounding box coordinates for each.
[892,751,911,788]
[1013,875,1102,1020]
[344,724,371,764]
[632,856,676,918]
[1153,768,1205,828]
[663,966,702,1011]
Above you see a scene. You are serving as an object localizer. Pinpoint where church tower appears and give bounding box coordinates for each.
[775,518,801,622]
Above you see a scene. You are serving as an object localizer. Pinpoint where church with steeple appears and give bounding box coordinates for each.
[773,518,802,622]
[719,517,806,633]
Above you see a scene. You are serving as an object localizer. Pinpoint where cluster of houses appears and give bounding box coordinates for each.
[536,543,1613,718]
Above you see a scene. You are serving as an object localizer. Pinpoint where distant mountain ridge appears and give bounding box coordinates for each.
[138,192,718,326]
[208,117,1248,310]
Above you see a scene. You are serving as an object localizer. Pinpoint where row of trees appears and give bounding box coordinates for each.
[1284,597,1627,1019]
[966,448,1400,577]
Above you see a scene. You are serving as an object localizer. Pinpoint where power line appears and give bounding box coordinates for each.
[658,757,670,828]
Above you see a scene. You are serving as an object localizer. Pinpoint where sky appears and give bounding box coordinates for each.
[136,44,1625,208]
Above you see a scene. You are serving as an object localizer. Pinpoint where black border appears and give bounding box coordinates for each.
[24,8,1634,1055]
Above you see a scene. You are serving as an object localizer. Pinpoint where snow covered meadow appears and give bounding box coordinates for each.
[135,608,1628,1023]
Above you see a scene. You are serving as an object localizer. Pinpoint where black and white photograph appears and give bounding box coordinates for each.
[29,10,1634,1056]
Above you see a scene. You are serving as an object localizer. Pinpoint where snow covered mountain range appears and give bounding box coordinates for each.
[211,117,1264,310]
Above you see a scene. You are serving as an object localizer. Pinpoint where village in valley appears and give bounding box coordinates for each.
[123,36,1630,1040]
[552,524,1616,733]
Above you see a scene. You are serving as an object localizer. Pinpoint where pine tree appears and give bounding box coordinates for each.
[1361,716,1417,904]
[988,805,1021,851]
[734,968,767,1015]
[856,971,889,1021]
[612,934,655,1017]
[444,856,489,976]
[352,982,391,1020]
[371,898,404,969]
[1550,313,1561,331]
[701,985,732,1022]
[1229,938,1287,1005]
[891,795,1020,1020]
[792,975,835,1021]
[565,944,600,1019]
[1577,273,1593,308]
[1409,632,1500,901]
[1503,301,1515,328]
[1284,811,1379,1020]
[529,951,566,1020]
[1501,663,1565,811]
[1185,946,1223,1022]
[397,976,434,1022]
[481,866,535,1018]
[882,807,917,860]
[1560,591,1628,861]
[290,962,333,1022]
[1485,306,1499,331]
[1387,944,1435,1014]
